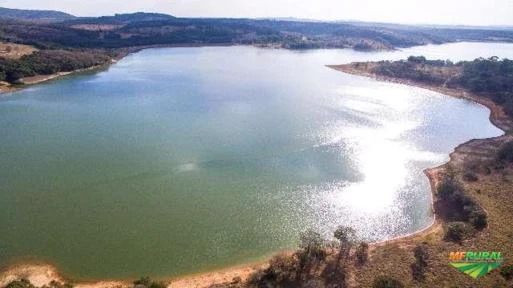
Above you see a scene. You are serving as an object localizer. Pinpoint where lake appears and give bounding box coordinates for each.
[1,42,512,280]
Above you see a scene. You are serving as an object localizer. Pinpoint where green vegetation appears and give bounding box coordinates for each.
[333,226,356,267]
[2,7,513,52]
[3,277,170,288]
[444,221,472,243]
[370,56,513,119]
[5,279,72,288]
[246,227,358,287]
[456,57,513,116]
[411,243,429,281]
[1,7,513,87]
[462,171,478,182]
[435,176,487,233]
[133,276,167,288]
[497,141,513,163]
[372,276,405,288]
[354,242,369,265]
[5,279,36,288]
[500,265,513,280]
[374,56,454,84]
[0,49,113,83]
[0,7,75,22]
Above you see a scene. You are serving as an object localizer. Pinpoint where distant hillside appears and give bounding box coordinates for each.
[1,9,513,51]
[67,12,176,25]
[0,7,75,22]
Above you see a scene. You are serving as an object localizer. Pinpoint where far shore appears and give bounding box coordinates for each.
[0,63,115,95]
[0,43,239,96]
[1,60,512,288]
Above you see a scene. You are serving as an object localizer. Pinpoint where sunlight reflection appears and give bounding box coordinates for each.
[310,82,447,238]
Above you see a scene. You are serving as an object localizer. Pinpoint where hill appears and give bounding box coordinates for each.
[0,7,75,22]
[67,12,175,25]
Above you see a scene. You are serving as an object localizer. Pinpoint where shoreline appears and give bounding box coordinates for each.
[327,62,512,244]
[0,62,116,96]
[1,60,511,288]
[0,257,271,288]
[0,43,242,96]
[0,41,411,97]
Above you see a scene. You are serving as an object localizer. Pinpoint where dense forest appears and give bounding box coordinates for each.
[371,56,513,117]
[0,49,114,83]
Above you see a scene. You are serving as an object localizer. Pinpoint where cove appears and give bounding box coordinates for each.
[1,42,512,280]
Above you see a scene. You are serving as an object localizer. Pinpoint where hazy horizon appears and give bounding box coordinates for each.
[1,0,513,27]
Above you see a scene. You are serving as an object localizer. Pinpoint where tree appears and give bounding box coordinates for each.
[407,55,426,63]
[497,141,513,163]
[469,209,487,230]
[334,225,357,267]
[437,177,461,200]
[411,243,429,281]
[297,229,326,280]
[444,222,469,243]
[355,242,369,265]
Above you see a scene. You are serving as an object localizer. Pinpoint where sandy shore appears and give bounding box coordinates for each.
[0,259,269,288]
[0,61,118,96]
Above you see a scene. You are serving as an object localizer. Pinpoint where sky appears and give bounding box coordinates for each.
[1,0,513,26]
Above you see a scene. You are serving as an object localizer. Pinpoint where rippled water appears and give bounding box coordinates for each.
[0,42,512,279]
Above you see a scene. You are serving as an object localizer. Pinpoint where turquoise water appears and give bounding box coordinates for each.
[0,43,511,280]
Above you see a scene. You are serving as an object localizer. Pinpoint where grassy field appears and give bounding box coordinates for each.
[0,43,37,59]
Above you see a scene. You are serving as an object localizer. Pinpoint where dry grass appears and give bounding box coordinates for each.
[0,42,37,59]
[70,24,123,31]
[355,162,513,287]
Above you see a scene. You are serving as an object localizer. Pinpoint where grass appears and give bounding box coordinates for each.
[0,43,37,59]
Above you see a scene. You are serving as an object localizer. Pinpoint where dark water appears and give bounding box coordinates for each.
[0,43,511,279]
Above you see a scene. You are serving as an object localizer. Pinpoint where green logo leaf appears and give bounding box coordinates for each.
[449,262,502,279]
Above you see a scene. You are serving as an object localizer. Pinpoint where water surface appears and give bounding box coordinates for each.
[0,42,511,279]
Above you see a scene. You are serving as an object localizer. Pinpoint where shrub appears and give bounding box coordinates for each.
[435,175,487,227]
[355,242,369,265]
[246,270,266,286]
[444,222,470,243]
[133,277,151,286]
[5,279,36,288]
[407,55,426,63]
[266,254,298,283]
[246,254,299,287]
[437,177,461,200]
[497,141,513,163]
[411,243,429,281]
[372,275,405,288]
[133,277,166,288]
[469,209,487,230]
[463,172,478,182]
[298,229,327,264]
[500,265,513,280]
